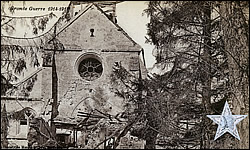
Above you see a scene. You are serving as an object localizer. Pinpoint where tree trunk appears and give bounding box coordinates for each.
[51,26,59,139]
[201,2,213,149]
[220,1,249,149]
[144,109,160,149]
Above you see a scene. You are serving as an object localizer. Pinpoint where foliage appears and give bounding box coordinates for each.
[142,1,249,149]
[110,1,248,149]
[1,1,70,96]
[1,45,39,96]
[1,74,13,95]
[111,62,203,149]
[1,45,31,95]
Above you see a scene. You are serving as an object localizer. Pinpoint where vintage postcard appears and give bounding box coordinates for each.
[1,1,249,149]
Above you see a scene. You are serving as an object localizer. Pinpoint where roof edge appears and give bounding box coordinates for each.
[93,3,140,47]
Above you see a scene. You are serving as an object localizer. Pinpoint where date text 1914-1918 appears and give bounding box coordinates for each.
[48,7,69,11]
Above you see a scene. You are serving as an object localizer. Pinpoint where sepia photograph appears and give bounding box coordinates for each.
[1,1,249,149]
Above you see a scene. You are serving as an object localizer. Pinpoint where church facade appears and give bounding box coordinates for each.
[2,3,146,149]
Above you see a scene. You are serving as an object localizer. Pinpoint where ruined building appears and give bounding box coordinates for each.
[1,1,147,149]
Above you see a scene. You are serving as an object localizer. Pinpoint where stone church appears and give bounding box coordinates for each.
[1,2,147,149]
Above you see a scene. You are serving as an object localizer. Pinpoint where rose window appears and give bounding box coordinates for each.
[78,57,103,81]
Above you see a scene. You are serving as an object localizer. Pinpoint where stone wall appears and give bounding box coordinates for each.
[41,51,142,119]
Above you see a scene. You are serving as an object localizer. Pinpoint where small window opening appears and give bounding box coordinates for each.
[90,29,94,37]
[20,120,27,125]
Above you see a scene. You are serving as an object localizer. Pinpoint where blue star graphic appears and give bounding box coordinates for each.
[207,101,247,140]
